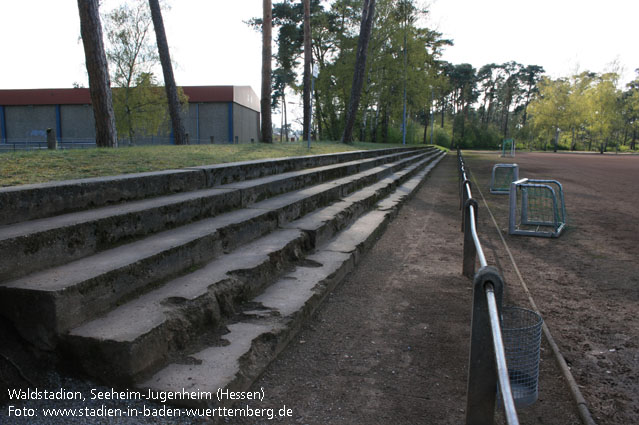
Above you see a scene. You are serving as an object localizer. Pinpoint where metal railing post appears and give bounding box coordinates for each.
[463,198,479,278]
[466,266,504,425]
[459,149,520,425]
[460,179,471,216]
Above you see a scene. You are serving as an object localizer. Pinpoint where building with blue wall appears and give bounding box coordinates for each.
[0,86,260,146]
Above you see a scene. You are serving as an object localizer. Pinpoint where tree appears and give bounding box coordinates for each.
[623,70,639,150]
[518,65,545,126]
[528,77,570,149]
[104,0,158,143]
[261,0,273,143]
[565,72,594,150]
[497,61,523,137]
[587,72,621,152]
[104,0,186,144]
[77,0,118,147]
[148,0,187,145]
[270,1,303,143]
[247,0,449,144]
[447,63,477,145]
[111,73,173,144]
[341,0,376,143]
[302,0,312,142]
[476,64,500,126]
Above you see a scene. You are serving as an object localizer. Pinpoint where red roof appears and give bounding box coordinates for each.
[0,86,259,111]
[0,88,91,105]
[182,86,234,103]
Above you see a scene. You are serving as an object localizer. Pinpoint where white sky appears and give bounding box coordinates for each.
[0,0,637,93]
[428,0,639,85]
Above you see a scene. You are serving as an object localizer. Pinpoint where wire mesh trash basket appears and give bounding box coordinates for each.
[499,306,543,407]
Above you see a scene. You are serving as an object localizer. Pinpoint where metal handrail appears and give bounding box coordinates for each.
[458,149,520,425]
[469,206,488,269]
[486,284,519,424]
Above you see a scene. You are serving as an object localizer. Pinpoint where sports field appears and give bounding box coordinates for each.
[464,151,638,425]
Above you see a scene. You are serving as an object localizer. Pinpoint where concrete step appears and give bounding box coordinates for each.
[0,147,427,226]
[138,152,446,404]
[282,151,445,247]
[62,151,445,385]
[0,150,438,349]
[0,148,434,281]
[64,228,310,384]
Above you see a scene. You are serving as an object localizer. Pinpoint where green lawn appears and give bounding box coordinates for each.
[1,141,443,187]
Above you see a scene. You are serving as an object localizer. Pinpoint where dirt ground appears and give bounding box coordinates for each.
[463,151,639,425]
[226,154,583,425]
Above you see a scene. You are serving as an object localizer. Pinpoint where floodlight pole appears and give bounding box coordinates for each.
[402,25,407,145]
[308,64,319,149]
[554,127,560,152]
[429,86,435,145]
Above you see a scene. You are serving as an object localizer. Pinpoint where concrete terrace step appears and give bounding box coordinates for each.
[0,147,427,226]
[0,150,439,349]
[62,151,445,386]
[0,148,434,281]
[65,229,310,384]
[139,152,446,404]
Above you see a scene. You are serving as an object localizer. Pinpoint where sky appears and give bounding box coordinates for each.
[428,0,639,84]
[0,0,637,94]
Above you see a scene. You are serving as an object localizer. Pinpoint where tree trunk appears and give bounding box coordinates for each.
[341,0,376,143]
[77,0,118,147]
[283,91,289,142]
[460,106,466,141]
[149,0,187,145]
[314,86,323,140]
[451,114,456,148]
[302,0,311,142]
[381,105,389,143]
[279,98,283,143]
[371,105,379,143]
[423,106,430,144]
[260,0,273,143]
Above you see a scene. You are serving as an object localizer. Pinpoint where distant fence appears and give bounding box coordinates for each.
[0,135,257,152]
[457,148,520,425]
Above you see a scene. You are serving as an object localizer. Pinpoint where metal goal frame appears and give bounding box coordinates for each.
[501,139,515,157]
[490,163,519,194]
[509,178,566,238]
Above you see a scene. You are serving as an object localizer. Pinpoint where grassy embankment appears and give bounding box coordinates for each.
[1,141,447,187]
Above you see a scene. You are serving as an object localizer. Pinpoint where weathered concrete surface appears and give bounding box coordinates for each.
[0,169,207,225]
[0,146,445,407]
[0,149,433,281]
[62,153,443,383]
[221,148,429,206]
[65,229,310,384]
[0,150,436,349]
[0,208,280,348]
[134,153,445,406]
[191,147,427,187]
[0,147,429,225]
[0,187,240,281]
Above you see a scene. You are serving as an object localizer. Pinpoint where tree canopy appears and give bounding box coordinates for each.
[103,0,186,145]
[246,1,635,151]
